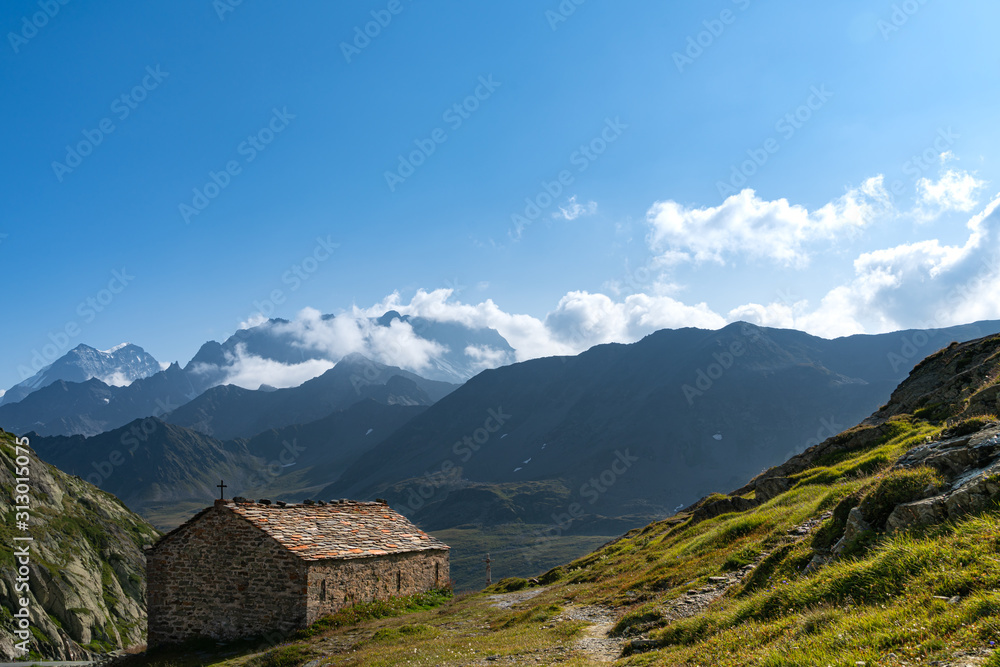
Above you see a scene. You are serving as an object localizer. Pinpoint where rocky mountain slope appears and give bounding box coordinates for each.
[134,334,1000,665]
[0,429,159,661]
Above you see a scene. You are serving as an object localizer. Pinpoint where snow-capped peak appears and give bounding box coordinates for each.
[102,342,132,354]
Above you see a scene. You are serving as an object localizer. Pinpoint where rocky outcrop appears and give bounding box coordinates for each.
[866,336,1000,425]
[886,426,1000,533]
[831,508,873,556]
[0,428,159,660]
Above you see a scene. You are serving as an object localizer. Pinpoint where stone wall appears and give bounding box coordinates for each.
[146,503,308,647]
[305,550,449,624]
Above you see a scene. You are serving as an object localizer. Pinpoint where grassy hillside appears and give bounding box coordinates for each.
[126,333,1000,665]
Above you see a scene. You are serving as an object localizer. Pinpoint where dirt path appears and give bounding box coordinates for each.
[615,511,833,658]
[564,606,622,663]
[487,586,546,609]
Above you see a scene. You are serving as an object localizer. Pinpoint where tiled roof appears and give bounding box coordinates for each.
[225,500,449,561]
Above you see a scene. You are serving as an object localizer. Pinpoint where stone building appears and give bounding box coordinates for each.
[146,498,449,647]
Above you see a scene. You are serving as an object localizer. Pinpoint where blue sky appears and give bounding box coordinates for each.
[2,0,1000,390]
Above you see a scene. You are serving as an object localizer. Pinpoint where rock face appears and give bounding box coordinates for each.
[832,508,873,556]
[0,429,159,660]
[886,426,1000,533]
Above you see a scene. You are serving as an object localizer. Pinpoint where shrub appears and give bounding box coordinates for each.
[537,566,565,585]
[488,577,529,593]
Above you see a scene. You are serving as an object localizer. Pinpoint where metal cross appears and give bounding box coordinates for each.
[217,479,227,499]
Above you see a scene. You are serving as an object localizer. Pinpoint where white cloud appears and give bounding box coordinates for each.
[728,194,1000,337]
[221,343,336,390]
[464,345,511,373]
[240,312,269,330]
[646,177,890,268]
[193,178,1000,392]
[554,196,598,221]
[367,288,726,361]
[271,307,448,373]
[916,169,985,217]
[101,371,137,387]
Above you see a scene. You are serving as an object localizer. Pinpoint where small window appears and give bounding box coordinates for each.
[320,580,326,601]
[435,563,440,584]
[396,571,401,592]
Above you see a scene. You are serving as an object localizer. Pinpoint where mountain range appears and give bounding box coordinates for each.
[29,390,432,529]
[16,319,1000,590]
[0,312,504,437]
[1,343,162,406]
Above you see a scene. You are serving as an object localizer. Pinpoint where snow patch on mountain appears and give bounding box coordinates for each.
[0,343,162,406]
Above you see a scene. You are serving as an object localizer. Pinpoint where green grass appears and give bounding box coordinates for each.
[245,645,315,667]
[293,588,453,639]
